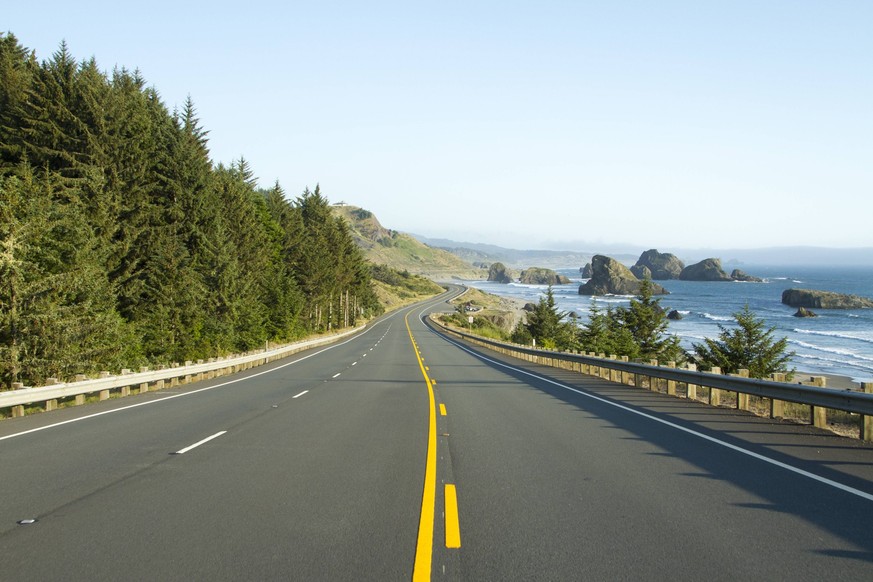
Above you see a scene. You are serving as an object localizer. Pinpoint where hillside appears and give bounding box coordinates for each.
[332,205,484,279]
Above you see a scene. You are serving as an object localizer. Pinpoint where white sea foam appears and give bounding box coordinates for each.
[677,310,691,315]
[794,328,873,345]
[701,313,733,322]
[789,339,873,363]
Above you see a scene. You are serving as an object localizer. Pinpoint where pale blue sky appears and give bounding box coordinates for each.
[7,1,872,250]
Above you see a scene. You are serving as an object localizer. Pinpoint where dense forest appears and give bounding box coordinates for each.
[0,33,381,388]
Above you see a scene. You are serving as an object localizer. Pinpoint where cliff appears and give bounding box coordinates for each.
[332,205,483,279]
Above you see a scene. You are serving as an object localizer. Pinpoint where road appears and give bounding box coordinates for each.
[2,287,873,580]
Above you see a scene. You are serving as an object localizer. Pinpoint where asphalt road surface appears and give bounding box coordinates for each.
[2,287,873,580]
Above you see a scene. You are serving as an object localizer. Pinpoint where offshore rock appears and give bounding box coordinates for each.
[679,258,732,281]
[667,309,684,320]
[634,249,685,280]
[793,307,818,318]
[782,289,873,309]
[580,263,592,278]
[487,262,514,284]
[731,269,763,282]
[578,255,668,296]
[519,267,571,285]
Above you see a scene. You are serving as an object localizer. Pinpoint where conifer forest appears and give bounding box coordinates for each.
[0,33,381,388]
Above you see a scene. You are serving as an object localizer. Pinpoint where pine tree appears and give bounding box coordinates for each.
[693,305,795,379]
[617,278,683,362]
[514,287,577,350]
[0,167,134,386]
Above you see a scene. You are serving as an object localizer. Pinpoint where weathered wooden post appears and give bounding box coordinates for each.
[99,371,111,401]
[621,356,630,385]
[686,363,697,399]
[709,367,722,406]
[770,373,785,418]
[666,362,676,396]
[862,383,873,441]
[810,376,828,428]
[649,360,659,392]
[737,369,750,411]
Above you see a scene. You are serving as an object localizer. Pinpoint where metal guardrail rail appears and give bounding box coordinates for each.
[1,326,364,416]
[428,316,873,439]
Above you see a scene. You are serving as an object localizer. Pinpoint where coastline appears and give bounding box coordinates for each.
[461,286,868,392]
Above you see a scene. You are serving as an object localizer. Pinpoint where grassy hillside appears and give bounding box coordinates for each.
[332,205,484,280]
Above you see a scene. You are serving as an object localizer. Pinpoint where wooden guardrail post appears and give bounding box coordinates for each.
[99,371,111,400]
[608,355,618,383]
[649,360,659,391]
[666,362,676,396]
[709,367,722,406]
[620,356,630,385]
[11,382,25,416]
[770,373,786,418]
[685,363,697,399]
[862,383,873,441]
[810,376,828,428]
[736,369,750,410]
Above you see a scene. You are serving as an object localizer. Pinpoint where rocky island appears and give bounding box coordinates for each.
[579,255,668,296]
[631,249,685,280]
[487,262,515,284]
[519,267,571,285]
[782,289,873,309]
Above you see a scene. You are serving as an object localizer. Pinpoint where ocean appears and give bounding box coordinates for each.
[460,265,873,384]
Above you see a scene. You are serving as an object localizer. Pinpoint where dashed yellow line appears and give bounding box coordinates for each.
[439,403,447,416]
[445,484,461,549]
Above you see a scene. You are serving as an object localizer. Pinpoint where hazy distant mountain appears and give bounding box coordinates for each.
[412,235,873,269]
[411,235,637,270]
[677,246,873,267]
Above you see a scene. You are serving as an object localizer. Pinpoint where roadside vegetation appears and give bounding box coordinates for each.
[0,34,386,388]
[460,280,794,377]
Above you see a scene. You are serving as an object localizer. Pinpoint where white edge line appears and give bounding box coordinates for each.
[175,430,226,454]
[293,390,308,399]
[333,373,342,378]
[423,310,873,504]
[1,321,387,443]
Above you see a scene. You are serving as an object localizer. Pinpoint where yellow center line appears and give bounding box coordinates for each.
[439,403,447,416]
[407,310,437,582]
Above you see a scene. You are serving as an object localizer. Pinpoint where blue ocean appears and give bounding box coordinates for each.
[461,265,873,383]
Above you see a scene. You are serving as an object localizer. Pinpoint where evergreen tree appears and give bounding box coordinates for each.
[513,287,577,350]
[0,167,134,387]
[693,305,795,379]
[0,32,37,172]
[577,303,638,358]
[618,278,683,362]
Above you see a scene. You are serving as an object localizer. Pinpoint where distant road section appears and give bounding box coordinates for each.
[2,286,873,580]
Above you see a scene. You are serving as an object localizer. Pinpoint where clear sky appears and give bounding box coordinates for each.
[7,1,872,251]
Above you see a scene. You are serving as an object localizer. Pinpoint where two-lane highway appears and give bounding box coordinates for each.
[3,285,873,580]
[0,293,452,580]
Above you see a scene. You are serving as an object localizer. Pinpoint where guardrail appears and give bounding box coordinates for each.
[1,326,364,418]
[428,317,873,441]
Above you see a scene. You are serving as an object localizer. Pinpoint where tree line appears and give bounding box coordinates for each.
[511,280,794,379]
[0,33,380,388]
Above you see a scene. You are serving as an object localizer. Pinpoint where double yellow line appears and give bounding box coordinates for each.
[406,310,460,581]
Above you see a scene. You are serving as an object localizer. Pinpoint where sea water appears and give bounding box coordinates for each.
[461,265,873,383]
